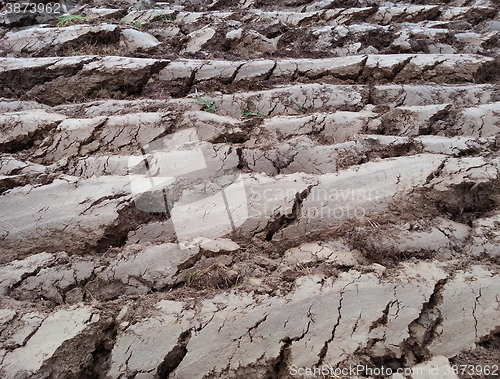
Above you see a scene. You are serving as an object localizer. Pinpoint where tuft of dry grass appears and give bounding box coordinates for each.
[61,42,122,57]
[185,264,238,290]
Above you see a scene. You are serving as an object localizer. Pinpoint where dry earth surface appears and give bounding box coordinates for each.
[1,0,500,377]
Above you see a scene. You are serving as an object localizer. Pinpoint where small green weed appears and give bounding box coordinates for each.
[150,13,175,25]
[194,88,216,113]
[159,13,175,22]
[139,0,153,9]
[57,14,87,27]
[131,20,144,29]
[186,271,199,285]
[233,275,243,288]
[289,97,307,113]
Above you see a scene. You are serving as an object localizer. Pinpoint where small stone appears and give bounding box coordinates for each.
[200,238,241,253]
[226,29,243,40]
[120,29,161,52]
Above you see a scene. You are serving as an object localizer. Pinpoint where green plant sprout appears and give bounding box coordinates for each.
[194,88,216,113]
[131,20,144,29]
[289,97,307,113]
[186,271,199,285]
[139,0,153,9]
[57,14,86,27]
[242,100,268,118]
[151,13,175,25]
[159,13,175,22]
[233,275,243,288]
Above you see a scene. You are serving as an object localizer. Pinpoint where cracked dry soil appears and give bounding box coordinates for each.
[1,0,500,378]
